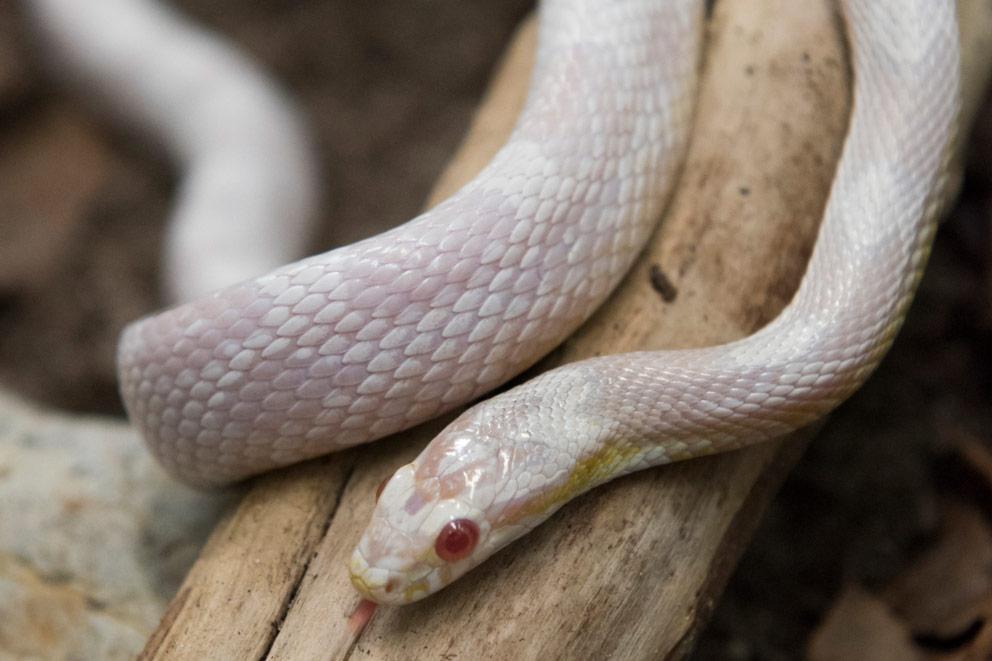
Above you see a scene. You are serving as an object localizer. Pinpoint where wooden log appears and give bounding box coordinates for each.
[141,1,992,658]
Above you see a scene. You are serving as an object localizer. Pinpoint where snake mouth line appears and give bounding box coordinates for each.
[349,550,434,604]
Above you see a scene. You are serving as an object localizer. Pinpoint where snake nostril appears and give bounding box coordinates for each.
[384,578,398,593]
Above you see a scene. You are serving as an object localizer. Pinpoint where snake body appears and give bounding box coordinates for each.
[351,0,959,603]
[26,0,320,303]
[31,0,959,605]
[114,0,700,487]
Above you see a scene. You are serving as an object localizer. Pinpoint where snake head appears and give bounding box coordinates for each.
[351,396,584,604]
[349,417,528,604]
[349,465,483,604]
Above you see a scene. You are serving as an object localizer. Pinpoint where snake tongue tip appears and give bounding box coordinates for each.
[347,598,379,635]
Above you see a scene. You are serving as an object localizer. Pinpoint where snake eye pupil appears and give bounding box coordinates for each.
[434,518,479,562]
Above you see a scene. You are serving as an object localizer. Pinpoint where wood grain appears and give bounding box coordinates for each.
[141,1,992,658]
[139,456,354,660]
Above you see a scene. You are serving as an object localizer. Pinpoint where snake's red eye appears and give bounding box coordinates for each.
[434,519,479,562]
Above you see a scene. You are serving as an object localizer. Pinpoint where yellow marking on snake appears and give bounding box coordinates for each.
[496,441,644,528]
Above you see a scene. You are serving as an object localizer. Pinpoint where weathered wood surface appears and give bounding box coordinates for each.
[141,1,992,659]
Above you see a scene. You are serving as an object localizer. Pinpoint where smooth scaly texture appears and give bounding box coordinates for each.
[116,0,701,486]
[351,0,959,604]
[26,0,319,303]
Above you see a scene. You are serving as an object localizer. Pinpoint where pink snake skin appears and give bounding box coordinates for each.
[117,0,700,488]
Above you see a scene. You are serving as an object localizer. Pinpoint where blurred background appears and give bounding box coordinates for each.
[0,1,990,658]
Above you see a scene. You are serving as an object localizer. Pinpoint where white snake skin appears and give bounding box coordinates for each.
[115,0,700,486]
[32,0,959,605]
[26,0,320,303]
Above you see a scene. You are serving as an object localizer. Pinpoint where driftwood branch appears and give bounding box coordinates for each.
[141,1,992,659]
